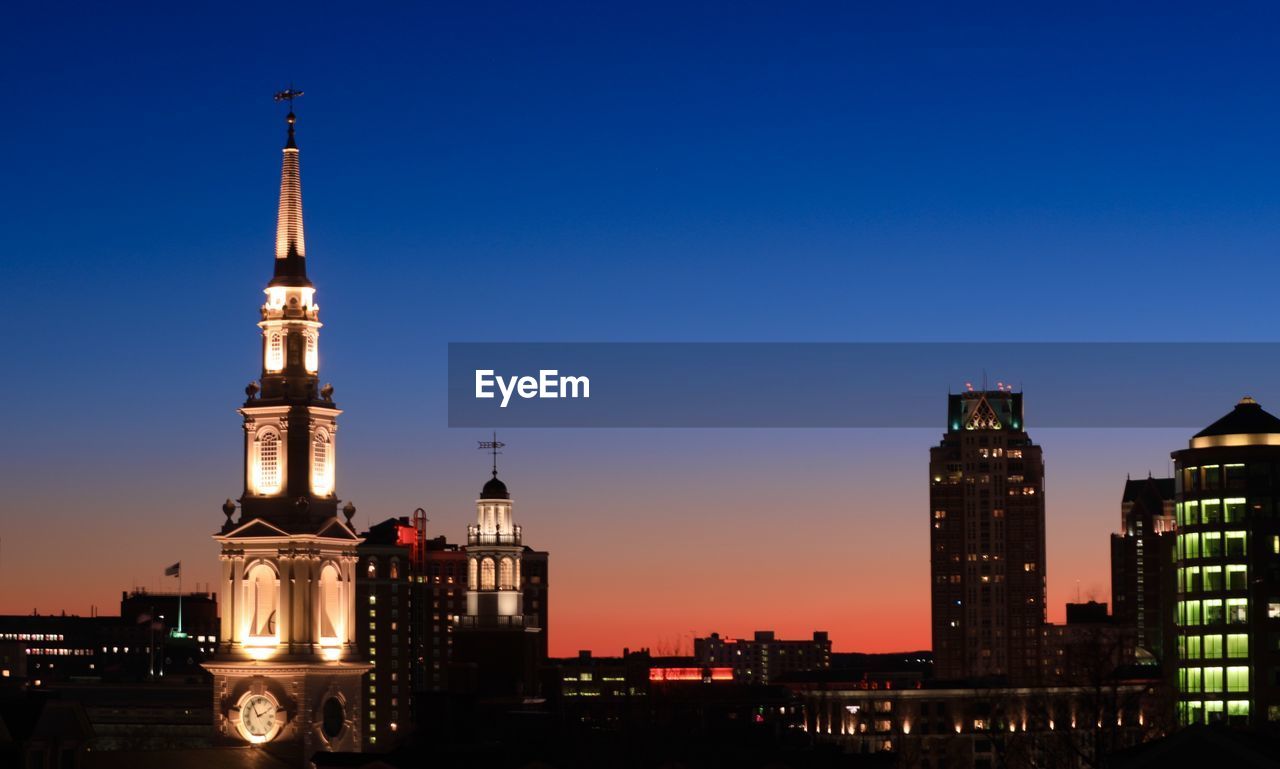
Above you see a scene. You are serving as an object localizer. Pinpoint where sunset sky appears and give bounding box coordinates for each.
[5,4,1280,656]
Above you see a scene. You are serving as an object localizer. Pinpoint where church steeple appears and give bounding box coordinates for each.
[233,94,341,531]
[271,108,310,288]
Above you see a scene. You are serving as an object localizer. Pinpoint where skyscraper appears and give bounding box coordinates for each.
[930,389,1046,684]
[1110,475,1176,665]
[1172,396,1280,726]
[203,104,371,762]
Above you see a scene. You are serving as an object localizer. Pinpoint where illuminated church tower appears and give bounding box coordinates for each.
[453,442,544,696]
[465,455,525,623]
[203,99,371,762]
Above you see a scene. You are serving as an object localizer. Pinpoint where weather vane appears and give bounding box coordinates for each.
[274,86,304,106]
[478,433,505,477]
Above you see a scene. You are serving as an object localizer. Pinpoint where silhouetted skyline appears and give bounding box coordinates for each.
[4,4,1280,655]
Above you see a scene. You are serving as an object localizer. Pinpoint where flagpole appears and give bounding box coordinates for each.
[177,564,183,636]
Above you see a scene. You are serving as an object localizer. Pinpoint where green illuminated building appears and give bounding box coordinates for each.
[1172,397,1280,726]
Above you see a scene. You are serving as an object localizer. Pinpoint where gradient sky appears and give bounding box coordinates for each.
[4,3,1280,656]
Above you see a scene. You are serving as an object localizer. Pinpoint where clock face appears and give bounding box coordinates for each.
[240,694,277,738]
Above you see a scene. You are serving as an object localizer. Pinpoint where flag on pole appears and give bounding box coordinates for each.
[164,562,181,577]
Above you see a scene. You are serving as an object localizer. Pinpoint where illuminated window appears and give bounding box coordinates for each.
[1202,532,1222,558]
[1228,700,1250,720]
[390,559,399,580]
[367,559,377,579]
[468,558,478,590]
[1227,666,1249,692]
[257,430,281,494]
[1204,666,1224,693]
[1202,500,1221,524]
[499,557,515,590]
[1203,566,1222,592]
[1204,465,1221,488]
[1203,600,1223,625]
[1226,532,1247,557]
[1227,634,1249,657]
[1203,634,1223,659]
[305,332,318,373]
[312,429,332,496]
[1184,501,1199,527]
[1185,601,1202,626]
[1185,635,1201,659]
[1227,598,1248,624]
[480,558,496,590]
[245,562,278,639]
[1182,666,1201,693]
[1227,565,1247,591]
[1225,498,1246,523]
[267,332,284,371]
[1185,566,1201,593]
[319,562,342,642]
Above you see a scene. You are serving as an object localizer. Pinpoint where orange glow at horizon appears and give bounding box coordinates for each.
[0,429,1183,659]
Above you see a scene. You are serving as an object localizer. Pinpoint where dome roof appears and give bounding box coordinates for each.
[481,474,510,500]
[1194,397,1280,439]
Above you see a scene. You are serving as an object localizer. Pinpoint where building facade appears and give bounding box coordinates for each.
[1171,397,1280,726]
[355,517,416,749]
[1110,476,1176,665]
[695,630,831,684]
[202,107,370,763]
[930,389,1046,684]
[795,676,1165,769]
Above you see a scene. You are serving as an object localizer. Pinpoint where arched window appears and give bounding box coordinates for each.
[266,332,284,371]
[305,332,318,373]
[480,558,496,590]
[499,557,515,590]
[389,558,400,580]
[245,563,278,639]
[468,558,478,589]
[366,558,377,579]
[319,562,342,642]
[312,429,332,496]
[257,430,281,494]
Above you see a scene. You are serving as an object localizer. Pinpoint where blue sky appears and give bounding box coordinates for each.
[2,3,1278,651]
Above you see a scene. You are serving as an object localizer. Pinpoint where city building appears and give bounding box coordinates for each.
[792,673,1165,768]
[356,507,549,742]
[521,548,550,662]
[452,464,546,697]
[0,591,219,684]
[1111,476,1177,664]
[201,104,371,762]
[694,631,831,684]
[1041,602,1134,685]
[1171,396,1280,726]
[355,517,417,748]
[419,535,467,692]
[930,388,1047,684]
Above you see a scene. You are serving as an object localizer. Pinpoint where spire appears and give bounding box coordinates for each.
[270,93,311,287]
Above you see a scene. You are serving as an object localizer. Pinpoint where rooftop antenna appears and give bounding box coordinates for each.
[478,432,506,477]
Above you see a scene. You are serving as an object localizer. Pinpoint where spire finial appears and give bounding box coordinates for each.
[269,87,310,286]
[274,87,303,149]
[478,433,506,478]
